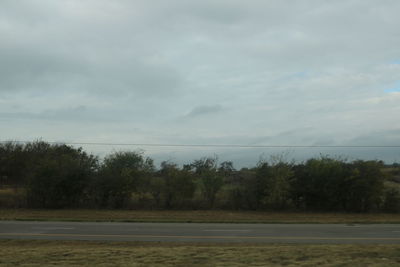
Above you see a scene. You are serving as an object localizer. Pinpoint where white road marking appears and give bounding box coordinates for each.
[203,229,251,232]
[32,227,75,230]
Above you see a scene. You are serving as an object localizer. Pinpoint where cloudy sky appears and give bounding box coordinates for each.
[1,0,400,166]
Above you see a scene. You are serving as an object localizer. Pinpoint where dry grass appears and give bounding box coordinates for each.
[0,240,399,266]
[0,189,25,208]
[1,209,400,224]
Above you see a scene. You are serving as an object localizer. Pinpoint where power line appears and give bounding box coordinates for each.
[1,140,399,148]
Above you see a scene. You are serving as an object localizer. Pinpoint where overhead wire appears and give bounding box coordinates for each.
[0,140,399,148]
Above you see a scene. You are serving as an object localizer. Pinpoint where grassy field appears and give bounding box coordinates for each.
[0,240,399,266]
[1,209,400,224]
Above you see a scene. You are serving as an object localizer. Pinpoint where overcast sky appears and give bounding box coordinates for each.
[1,0,400,166]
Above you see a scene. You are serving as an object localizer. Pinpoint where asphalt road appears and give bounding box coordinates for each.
[1,221,400,243]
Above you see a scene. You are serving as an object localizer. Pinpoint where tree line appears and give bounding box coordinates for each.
[1,141,399,212]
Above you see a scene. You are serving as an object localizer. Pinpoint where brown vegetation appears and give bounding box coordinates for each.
[1,240,400,266]
[2,209,400,224]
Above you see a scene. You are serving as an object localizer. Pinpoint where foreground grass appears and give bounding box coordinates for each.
[1,209,400,224]
[0,240,399,266]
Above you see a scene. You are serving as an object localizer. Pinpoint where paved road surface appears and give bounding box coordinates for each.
[1,221,400,243]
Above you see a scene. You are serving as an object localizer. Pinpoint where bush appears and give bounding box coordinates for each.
[382,187,400,212]
[26,145,97,208]
[91,151,154,208]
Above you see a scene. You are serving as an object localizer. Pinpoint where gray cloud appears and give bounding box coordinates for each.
[0,106,110,122]
[186,104,223,117]
[1,0,400,166]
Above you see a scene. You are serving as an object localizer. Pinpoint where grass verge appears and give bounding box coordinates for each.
[1,209,400,224]
[0,240,399,266]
